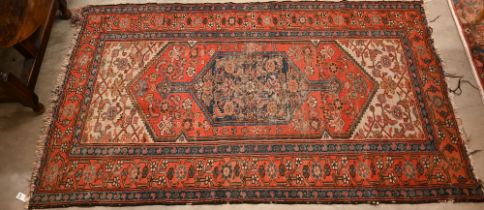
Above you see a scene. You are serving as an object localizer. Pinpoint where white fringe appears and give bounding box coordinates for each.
[26,10,85,209]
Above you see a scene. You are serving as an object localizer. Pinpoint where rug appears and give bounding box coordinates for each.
[449,0,484,99]
[29,1,484,208]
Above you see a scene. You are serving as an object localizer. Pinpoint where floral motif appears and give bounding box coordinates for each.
[195,52,308,125]
[31,2,483,208]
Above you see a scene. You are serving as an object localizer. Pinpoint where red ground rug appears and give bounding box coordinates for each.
[449,0,484,99]
[29,1,484,208]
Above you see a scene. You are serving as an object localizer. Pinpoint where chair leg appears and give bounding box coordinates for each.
[58,0,71,20]
[0,72,45,113]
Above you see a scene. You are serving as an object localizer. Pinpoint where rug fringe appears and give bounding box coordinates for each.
[26,10,86,209]
[25,1,483,207]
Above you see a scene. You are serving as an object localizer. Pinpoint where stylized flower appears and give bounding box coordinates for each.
[169,47,181,62]
[221,165,232,179]
[182,119,193,130]
[342,174,350,184]
[390,105,403,119]
[264,58,277,73]
[82,165,98,183]
[433,156,440,164]
[341,156,348,165]
[331,160,339,170]
[157,116,174,135]
[388,173,397,183]
[295,158,303,166]
[328,62,340,73]
[372,15,381,24]
[312,163,323,179]
[309,118,320,131]
[204,175,213,186]
[285,160,294,170]
[328,114,345,132]
[265,76,282,95]
[251,174,259,184]
[113,57,130,71]
[112,176,121,188]
[65,178,73,189]
[243,81,258,94]
[176,165,187,180]
[194,161,204,172]
[161,160,169,168]
[150,162,157,172]
[320,46,335,59]
[228,17,236,25]
[299,16,307,24]
[159,101,171,113]
[165,64,175,74]
[376,158,384,169]
[403,161,416,179]
[380,55,392,68]
[357,162,371,179]
[182,99,192,110]
[296,174,304,184]
[207,159,214,168]
[436,173,445,182]
[187,66,196,77]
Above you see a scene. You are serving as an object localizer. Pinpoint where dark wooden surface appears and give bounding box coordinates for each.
[0,0,70,113]
[0,0,51,48]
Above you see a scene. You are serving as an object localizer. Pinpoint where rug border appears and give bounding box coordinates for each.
[28,1,484,209]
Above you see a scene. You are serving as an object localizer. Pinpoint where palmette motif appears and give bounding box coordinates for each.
[30,2,483,208]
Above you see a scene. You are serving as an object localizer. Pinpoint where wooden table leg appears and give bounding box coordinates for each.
[58,0,71,19]
[0,72,45,113]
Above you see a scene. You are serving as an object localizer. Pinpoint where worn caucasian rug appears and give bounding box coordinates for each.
[29,1,484,208]
[449,0,484,99]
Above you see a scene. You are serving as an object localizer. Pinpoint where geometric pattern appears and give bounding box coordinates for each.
[127,41,377,141]
[29,2,484,208]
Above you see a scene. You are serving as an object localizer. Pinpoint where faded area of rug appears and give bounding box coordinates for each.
[450,0,484,98]
[29,1,484,208]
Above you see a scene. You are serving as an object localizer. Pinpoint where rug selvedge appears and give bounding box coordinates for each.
[449,0,484,99]
[29,1,484,208]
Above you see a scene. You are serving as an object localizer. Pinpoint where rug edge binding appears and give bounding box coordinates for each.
[26,8,86,210]
[422,0,484,198]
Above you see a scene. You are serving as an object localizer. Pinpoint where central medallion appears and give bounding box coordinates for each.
[193,52,317,126]
[128,41,377,141]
